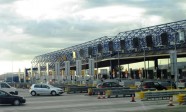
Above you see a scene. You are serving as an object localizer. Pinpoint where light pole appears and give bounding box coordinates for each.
[174,32,178,84]
[110,51,112,79]
[143,48,147,79]
[117,50,121,79]
[96,51,98,80]
[128,64,130,79]
[148,60,149,78]
[11,62,13,83]
[153,67,156,79]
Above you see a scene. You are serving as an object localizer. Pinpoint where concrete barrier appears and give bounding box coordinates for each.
[106,89,136,98]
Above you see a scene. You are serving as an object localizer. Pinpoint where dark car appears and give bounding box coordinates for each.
[0,90,26,106]
[96,82,123,88]
[157,81,176,89]
[139,81,167,90]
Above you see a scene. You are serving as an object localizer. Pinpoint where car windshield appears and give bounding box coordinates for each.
[158,82,169,86]
[154,82,160,86]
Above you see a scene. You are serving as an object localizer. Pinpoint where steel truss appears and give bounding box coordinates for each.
[31,20,186,69]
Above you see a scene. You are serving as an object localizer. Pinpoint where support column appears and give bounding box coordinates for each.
[30,66,33,83]
[76,60,82,80]
[46,63,49,83]
[37,64,41,82]
[154,58,158,69]
[88,59,95,79]
[170,50,178,82]
[64,61,70,80]
[154,58,158,79]
[55,62,60,82]
[24,68,26,83]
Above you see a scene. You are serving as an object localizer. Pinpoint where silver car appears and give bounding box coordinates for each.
[29,84,64,96]
[0,82,18,95]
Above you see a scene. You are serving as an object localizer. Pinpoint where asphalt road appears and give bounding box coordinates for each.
[0,89,185,112]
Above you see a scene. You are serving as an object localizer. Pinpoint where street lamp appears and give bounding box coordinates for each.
[96,51,99,80]
[117,51,120,79]
[173,32,178,84]
[96,51,101,79]
[117,50,122,79]
[143,47,147,79]
[109,51,112,79]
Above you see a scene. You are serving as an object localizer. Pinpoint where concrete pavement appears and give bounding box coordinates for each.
[0,89,185,112]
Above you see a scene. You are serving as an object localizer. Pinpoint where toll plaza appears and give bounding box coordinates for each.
[20,19,185,87]
[2,20,186,111]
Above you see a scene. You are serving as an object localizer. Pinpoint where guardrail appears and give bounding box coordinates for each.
[105,88,156,98]
[88,87,130,95]
[136,89,186,101]
[66,86,96,94]
[106,89,136,98]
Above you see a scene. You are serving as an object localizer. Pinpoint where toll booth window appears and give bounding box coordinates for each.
[1,83,10,88]
[34,85,41,88]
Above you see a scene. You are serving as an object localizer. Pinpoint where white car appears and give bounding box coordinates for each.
[0,82,18,95]
[29,84,64,96]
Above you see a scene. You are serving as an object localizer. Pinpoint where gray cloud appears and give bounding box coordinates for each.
[1,0,186,74]
[22,19,125,40]
[82,0,164,8]
[83,0,186,22]
[0,0,186,62]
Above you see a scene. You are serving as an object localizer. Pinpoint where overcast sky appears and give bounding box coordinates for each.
[0,0,186,75]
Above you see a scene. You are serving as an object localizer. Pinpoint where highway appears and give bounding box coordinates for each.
[0,89,185,112]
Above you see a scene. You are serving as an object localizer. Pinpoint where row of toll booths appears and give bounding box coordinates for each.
[101,68,186,80]
[22,67,186,83]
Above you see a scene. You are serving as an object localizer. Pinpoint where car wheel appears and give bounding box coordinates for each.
[31,91,36,96]
[51,91,56,96]
[13,99,20,106]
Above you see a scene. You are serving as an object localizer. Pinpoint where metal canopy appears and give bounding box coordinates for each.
[31,19,186,69]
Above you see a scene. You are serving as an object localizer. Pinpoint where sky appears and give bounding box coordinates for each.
[0,0,186,75]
